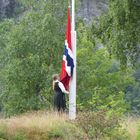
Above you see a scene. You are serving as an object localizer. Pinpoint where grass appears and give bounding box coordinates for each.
[0,111,140,140]
[0,111,85,140]
[120,116,140,140]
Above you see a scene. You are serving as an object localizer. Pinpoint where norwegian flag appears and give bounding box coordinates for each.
[60,7,74,90]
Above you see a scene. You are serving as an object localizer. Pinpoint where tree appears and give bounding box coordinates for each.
[92,0,140,67]
[77,22,134,115]
[0,0,68,116]
[0,20,14,111]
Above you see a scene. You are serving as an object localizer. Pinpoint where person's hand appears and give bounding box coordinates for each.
[66,91,69,95]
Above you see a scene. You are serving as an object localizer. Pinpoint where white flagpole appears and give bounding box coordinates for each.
[69,0,76,120]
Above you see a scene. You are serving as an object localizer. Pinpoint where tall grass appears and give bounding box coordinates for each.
[0,111,140,140]
[0,111,84,140]
[122,116,140,140]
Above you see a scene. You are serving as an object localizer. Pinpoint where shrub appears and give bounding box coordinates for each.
[48,127,64,139]
[76,110,129,140]
[12,133,28,140]
[48,122,85,140]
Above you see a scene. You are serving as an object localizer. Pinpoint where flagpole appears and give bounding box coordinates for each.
[69,0,76,120]
[71,0,75,31]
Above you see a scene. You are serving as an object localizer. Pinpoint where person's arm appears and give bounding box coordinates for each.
[52,81,55,90]
[58,82,69,94]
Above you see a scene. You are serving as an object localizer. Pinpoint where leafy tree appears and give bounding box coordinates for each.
[0,0,68,116]
[0,20,14,111]
[5,0,16,18]
[77,22,134,115]
[92,0,140,67]
[91,0,140,114]
[0,0,136,117]
[125,68,140,114]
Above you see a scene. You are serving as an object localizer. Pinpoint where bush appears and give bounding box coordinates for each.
[48,127,64,139]
[76,110,129,140]
[48,122,85,140]
[12,133,28,140]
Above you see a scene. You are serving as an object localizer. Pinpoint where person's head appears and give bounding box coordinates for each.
[52,74,59,81]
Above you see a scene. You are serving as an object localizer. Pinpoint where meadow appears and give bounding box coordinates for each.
[0,111,140,140]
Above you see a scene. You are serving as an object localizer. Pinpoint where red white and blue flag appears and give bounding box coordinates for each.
[60,7,74,90]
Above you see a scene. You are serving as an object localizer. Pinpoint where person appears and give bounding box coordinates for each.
[52,74,69,113]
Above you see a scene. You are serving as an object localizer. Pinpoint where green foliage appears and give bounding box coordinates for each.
[0,0,68,116]
[136,122,140,140]
[48,128,64,139]
[0,124,7,140]
[0,0,136,117]
[76,110,129,140]
[125,68,140,114]
[12,133,28,140]
[92,0,140,67]
[77,22,134,115]
[47,123,85,140]
[91,0,140,114]
[0,19,14,111]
